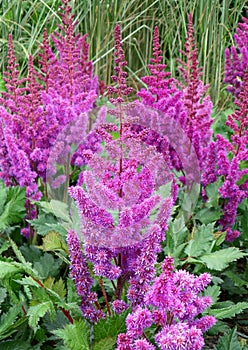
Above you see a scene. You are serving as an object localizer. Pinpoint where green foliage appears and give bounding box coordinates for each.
[93,311,128,350]
[209,302,248,320]
[27,301,55,331]
[200,248,246,271]
[52,320,90,350]
[0,182,26,230]
[214,327,243,350]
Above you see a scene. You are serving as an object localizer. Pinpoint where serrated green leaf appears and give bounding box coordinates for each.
[157,181,172,198]
[0,186,26,229]
[0,261,22,279]
[34,253,62,279]
[42,231,68,253]
[39,200,70,223]
[0,304,21,337]
[200,247,246,271]
[44,277,66,299]
[203,285,221,305]
[52,320,90,350]
[30,214,67,237]
[214,327,242,350]
[0,73,6,92]
[210,302,248,320]
[93,337,116,350]
[194,207,221,224]
[27,301,54,330]
[94,310,128,343]
[206,178,223,207]
[223,271,248,288]
[15,276,41,288]
[185,224,214,257]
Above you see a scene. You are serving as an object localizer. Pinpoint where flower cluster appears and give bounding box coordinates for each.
[203,67,248,241]
[224,15,248,96]
[117,257,216,350]
[0,0,98,236]
[66,230,105,322]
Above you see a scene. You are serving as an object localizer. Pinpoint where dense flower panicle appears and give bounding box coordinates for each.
[118,257,216,350]
[155,323,204,350]
[177,13,213,168]
[112,300,129,314]
[224,15,248,96]
[137,26,178,111]
[108,24,132,105]
[0,2,98,237]
[66,230,104,322]
[203,68,248,239]
[126,307,153,338]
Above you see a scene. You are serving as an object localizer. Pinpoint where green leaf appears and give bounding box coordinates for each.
[93,337,116,350]
[0,340,33,350]
[0,261,22,279]
[52,320,90,350]
[0,288,7,304]
[214,327,242,350]
[0,73,6,92]
[203,285,221,305]
[93,310,128,347]
[0,186,26,229]
[30,214,67,237]
[34,253,62,279]
[184,224,214,257]
[39,200,70,223]
[0,181,7,215]
[41,231,68,253]
[194,207,221,224]
[157,181,172,198]
[200,247,246,271]
[0,305,21,338]
[27,301,54,330]
[209,302,248,320]
[223,271,248,288]
[205,177,223,207]
[15,276,41,288]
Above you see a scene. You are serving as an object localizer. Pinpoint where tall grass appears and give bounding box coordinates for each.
[0,0,247,105]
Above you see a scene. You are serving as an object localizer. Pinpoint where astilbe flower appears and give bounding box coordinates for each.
[203,67,248,241]
[0,1,98,236]
[137,26,185,173]
[68,24,174,313]
[66,229,105,322]
[107,24,133,105]
[42,0,99,189]
[137,26,181,115]
[117,257,216,350]
[224,14,248,96]
[177,13,213,169]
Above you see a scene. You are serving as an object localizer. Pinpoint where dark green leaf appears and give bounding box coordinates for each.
[214,327,242,350]
[200,248,246,271]
[52,320,90,350]
[184,224,213,257]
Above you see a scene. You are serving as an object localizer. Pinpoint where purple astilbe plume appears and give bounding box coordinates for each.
[66,229,105,322]
[107,24,133,105]
[43,0,99,194]
[117,257,216,350]
[224,14,248,96]
[68,24,175,314]
[177,13,213,169]
[137,26,183,118]
[204,67,248,240]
